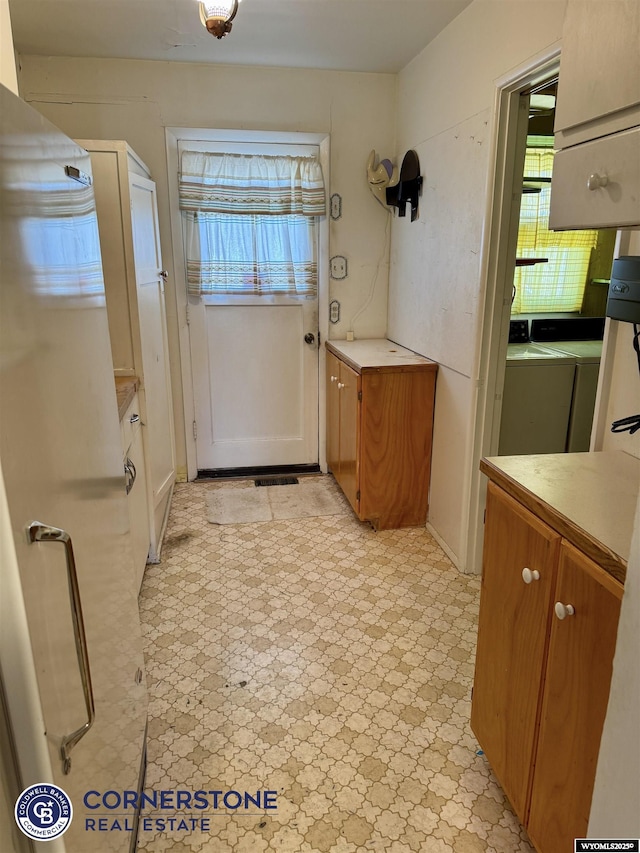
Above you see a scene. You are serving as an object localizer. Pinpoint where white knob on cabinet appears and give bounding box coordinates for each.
[554,601,575,620]
[522,567,540,584]
[337,382,345,390]
[330,375,338,383]
[587,173,609,191]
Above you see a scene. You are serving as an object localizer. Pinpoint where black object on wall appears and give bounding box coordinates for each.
[606,256,640,324]
[386,150,422,221]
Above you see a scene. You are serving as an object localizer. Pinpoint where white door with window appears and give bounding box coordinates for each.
[179,143,324,471]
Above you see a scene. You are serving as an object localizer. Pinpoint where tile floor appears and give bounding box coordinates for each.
[137,476,535,853]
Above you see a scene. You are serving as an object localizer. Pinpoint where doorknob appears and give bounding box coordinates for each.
[304,333,315,345]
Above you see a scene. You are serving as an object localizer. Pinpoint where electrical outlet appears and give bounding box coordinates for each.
[329,300,340,324]
[330,255,348,280]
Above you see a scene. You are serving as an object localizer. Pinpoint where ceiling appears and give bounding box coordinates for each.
[9,0,473,74]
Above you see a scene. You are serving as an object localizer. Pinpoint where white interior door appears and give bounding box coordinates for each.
[190,294,319,470]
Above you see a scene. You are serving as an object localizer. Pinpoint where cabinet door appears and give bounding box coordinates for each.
[326,351,341,477]
[527,542,622,853]
[337,360,360,515]
[554,0,640,138]
[471,483,561,823]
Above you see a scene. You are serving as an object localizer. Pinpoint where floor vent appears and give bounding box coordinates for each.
[255,477,299,487]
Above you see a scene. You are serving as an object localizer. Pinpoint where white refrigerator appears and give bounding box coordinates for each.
[0,85,147,851]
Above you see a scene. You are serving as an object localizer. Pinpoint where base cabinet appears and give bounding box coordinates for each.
[326,340,437,530]
[327,350,360,513]
[472,483,622,851]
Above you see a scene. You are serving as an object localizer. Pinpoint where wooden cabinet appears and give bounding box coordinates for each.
[528,542,622,852]
[78,140,175,561]
[471,484,560,823]
[326,339,437,530]
[327,350,360,513]
[472,482,622,852]
[550,0,640,229]
[121,393,150,593]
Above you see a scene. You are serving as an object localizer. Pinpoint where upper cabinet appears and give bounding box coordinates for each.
[78,140,176,562]
[554,0,640,144]
[550,0,640,230]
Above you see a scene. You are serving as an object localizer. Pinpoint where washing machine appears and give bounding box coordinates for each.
[498,342,576,455]
[537,339,602,451]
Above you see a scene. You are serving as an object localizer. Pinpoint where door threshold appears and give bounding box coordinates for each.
[196,463,321,481]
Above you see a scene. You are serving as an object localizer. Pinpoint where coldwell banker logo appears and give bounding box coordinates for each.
[15,783,73,841]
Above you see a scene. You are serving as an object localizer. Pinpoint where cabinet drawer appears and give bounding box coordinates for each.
[549,125,640,230]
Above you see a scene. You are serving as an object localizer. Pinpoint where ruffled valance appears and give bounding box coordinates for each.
[179,151,326,217]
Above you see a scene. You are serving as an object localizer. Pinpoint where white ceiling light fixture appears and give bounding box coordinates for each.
[198,0,241,39]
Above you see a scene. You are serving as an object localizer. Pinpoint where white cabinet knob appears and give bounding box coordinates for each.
[330,375,338,383]
[587,173,609,191]
[522,567,540,584]
[554,601,575,620]
[337,382,345,389]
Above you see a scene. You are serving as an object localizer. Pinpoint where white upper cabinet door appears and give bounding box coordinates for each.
[554,0,640,147]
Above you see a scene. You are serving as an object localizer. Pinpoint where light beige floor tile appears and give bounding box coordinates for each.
[137,476,534,852]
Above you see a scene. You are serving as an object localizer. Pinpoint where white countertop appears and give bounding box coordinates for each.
[326,338,434,369]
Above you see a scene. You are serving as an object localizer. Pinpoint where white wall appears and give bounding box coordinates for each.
[388,0,569,563]
[0,0,17,93]
[588,498,640,837]
[17,57,397,479]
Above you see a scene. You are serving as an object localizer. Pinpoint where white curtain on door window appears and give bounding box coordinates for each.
[513,149,598,313]
[179,151,325,296]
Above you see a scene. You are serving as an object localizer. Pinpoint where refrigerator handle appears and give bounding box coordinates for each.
[27,521,96,774]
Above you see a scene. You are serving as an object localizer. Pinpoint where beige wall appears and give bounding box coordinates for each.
[17,56,397,478]
[0,0,17,93]
[388,0,570,563]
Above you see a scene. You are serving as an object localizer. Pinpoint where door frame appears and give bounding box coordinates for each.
[464,44,562,574]
[165,127,330,481]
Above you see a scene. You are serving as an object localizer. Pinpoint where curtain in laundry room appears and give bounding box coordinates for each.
[179,151,325,297]
[513,148,598,313]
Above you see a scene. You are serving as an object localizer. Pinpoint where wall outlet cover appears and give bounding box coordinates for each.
[330,256,348,280]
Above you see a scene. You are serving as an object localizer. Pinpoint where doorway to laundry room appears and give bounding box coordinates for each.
[464,49,619,575]
[497,76,615,458]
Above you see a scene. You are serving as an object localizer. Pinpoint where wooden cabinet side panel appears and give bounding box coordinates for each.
[527,542,622,853]
[470,483,561,824]
[359,368,435,529]
[338,361,360,515]
[326,351,341,477]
